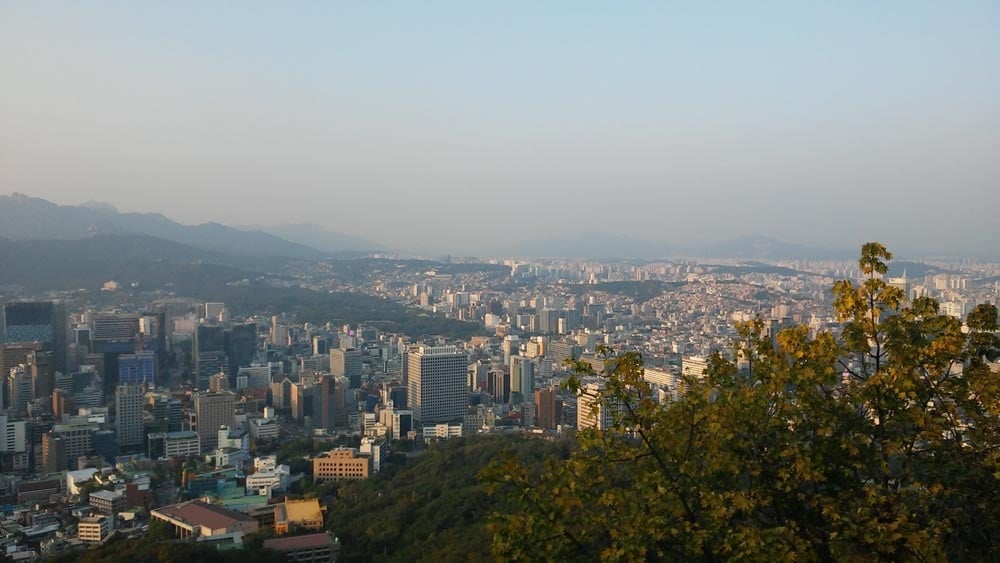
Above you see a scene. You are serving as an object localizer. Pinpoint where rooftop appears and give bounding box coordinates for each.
[283,498,323,524]
[89,489,124,501]
[154,500,255,529]
[263,532,335,551]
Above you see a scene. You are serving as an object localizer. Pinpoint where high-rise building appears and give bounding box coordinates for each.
[91,312,141,396]
[8,365,32,416]
[407,346,468,425]
[2,301,67,374]
[52,389,74,421]
[151,396,183,433]
[194,391,235,452]
[194,325,228,390]
[225,324,257,385]
[330,348,363,388]
[680,356,709,396]
[290,383,312,424]
[501,335,520,366]
[509,355,535,405]
[0,343,41,408]
[312,336,330,357]
[204,303,226,321]
[91,313,140,345]
[0,416,27,454]
[488,369,510,405]
[118,351,156,387]
[534,386,563,430]
[115,384,144,451]
[27,350,55,402]
[51,421,97,470]
[577,383,621,431]
[42,432,66,473]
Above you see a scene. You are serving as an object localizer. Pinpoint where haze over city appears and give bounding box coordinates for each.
[2,2,997,256]
[3,3,1000,562]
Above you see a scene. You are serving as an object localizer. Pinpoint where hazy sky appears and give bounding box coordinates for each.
[1,2,997,255]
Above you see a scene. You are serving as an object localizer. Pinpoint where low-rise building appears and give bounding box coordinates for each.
[274,498,324,535]
[151,500,259,540]
[249,417,279,441]
[148,431,201,459]
[312,448,370,482]
[89,489,126,516]
[245,464,291,497]
[77,515,110,544]
[359,437,387,473]
[263,533,340,563]
[422,422,462,442]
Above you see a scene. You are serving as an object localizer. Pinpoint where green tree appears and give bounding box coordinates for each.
[485,243,1000,561]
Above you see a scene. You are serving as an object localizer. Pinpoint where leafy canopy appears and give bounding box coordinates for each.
[485,243,1000,562]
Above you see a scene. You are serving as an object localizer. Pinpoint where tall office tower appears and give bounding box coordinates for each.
[118,351,155,386]
[27,350,55,401]
[0,415,27,457]
[92,312,140,343]
[577,383,620,431]
[27,420,52,472]
[270,377,293,410]
[407,346,468,425]
[8,366,33,416]
[74,325,92,353]
[224,323,257,385]
[509,355,535,405]
[312,336,330,357]
[502,335,520,366]
[203,302,226,321]
[151,396,182,432]
[51,421,97,470]
[2,301,67,374]
[538,308,562,334]
[91,312,141,396]
[0,343,42,406]
[534,386,564,430]
[333,376,348,426]
[330,348,363,388]
[290,383,310,423]
[138,312,165,351]
[679,356,709,396]
[52,389,74,421]
[194,391,235,452]
[115,384,144,451]
[194,325,228,390]
[315,375,341,432]
[42,432,66,473]
[488,369,510,405]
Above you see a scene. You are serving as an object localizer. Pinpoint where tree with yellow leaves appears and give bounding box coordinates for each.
[485,243,1000,561]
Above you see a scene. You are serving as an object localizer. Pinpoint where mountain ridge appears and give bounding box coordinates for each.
[0,193,324,259]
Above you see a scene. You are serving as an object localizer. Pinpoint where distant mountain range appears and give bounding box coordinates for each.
[498,232,856,261]
[241,222,385,255]
[1,194,954,263]
[0,193,328,259]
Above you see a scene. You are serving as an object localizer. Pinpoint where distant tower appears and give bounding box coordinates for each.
[194,324,228,391]
[509,355,535,405]
[407,346,468,425]
[577,383,618,431]
[194,391,235,452]
[330,348,363,388]
[115,384,144,451]
[2,301,67,375]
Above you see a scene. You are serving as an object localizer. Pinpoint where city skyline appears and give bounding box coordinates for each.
[2,2,997,256]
